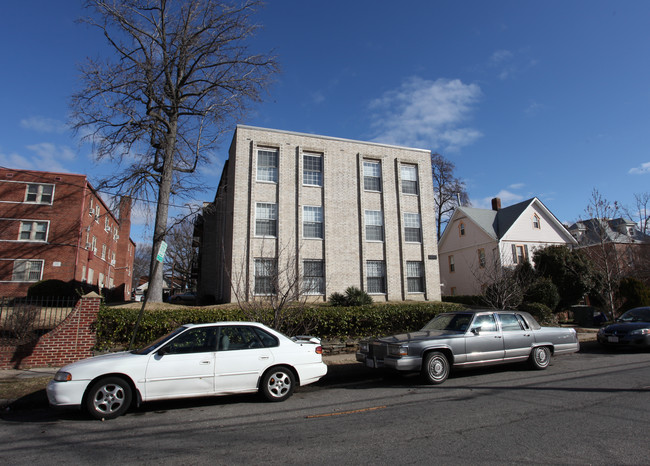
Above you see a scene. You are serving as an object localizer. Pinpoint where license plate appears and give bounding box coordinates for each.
[608,336,619,343]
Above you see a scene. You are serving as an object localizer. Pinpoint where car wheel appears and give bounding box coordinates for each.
[260,367,295,402]
[422,352,450,385]
[529,346,551,370]
[85,376,132,420]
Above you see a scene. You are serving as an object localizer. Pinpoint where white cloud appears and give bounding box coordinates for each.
[369,77,482,152]
[0,143,77,172]
[629,162,650,175]
[490,49,513,65]
[20,116,68,134]
[488,49,538,80]
[509,182,525,189]
[0,151,33,170]
[473,189,524,209]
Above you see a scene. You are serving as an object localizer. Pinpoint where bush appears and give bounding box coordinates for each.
[95,301,465,350]
[518,302,557,326]
[524,277,560,311]
[328,286,373,307]
[28,279,77,297]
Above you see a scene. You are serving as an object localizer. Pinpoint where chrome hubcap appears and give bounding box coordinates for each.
[267,372,291,398]
[429,357,446,379]
[93,383,125,414]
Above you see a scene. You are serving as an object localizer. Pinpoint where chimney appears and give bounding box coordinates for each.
[491,197,501,211]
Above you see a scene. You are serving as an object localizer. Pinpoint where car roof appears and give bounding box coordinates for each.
[182,321,267,328]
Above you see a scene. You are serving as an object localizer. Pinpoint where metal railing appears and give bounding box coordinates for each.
[0,296,78,345]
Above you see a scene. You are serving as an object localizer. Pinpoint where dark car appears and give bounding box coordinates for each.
[597,307,650,348]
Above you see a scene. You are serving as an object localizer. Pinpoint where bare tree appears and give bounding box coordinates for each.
[132,243,152,287]
[471,249,524,309]
[431,153,470,240]
[631,192,650,235]
[582,189,623,318]
[228,240,319,334]
[164,217,197,292]
[71,0,278,302]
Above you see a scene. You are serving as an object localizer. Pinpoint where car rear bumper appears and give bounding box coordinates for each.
[297,361,328,386]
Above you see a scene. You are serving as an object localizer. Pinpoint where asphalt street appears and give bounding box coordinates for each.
[1,341,649,465]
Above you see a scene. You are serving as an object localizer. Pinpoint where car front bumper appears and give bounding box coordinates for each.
[47,379,88,408]
[597,334,650,347]
[356,352,422,371]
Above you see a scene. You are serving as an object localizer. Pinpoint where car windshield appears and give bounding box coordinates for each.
[421,313,473,332]
[132,326,187,354]
[618,308,650,323]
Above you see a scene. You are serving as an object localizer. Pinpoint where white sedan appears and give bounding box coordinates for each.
[47,322,327,420]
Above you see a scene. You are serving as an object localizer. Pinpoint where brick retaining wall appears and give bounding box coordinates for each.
[0,292,100,369]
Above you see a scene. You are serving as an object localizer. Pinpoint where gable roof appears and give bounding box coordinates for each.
[440,197,576,245]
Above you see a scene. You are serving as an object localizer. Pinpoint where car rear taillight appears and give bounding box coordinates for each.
[315,346,323,354]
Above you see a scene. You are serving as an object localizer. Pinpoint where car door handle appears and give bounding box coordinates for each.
[259,356,270,360]
[200,360,211,365]
[494,335,502,339]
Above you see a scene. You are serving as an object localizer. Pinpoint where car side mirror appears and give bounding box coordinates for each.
[471,327,481,335]
[157,346,168,356]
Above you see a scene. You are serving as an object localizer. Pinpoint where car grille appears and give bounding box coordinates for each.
[371,343,388,360]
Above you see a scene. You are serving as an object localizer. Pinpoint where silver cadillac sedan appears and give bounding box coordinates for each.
[356,309,579,384]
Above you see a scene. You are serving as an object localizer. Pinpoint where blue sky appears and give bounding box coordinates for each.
[2,1,650,244]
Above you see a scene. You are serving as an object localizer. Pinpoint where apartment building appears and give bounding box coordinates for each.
[0,168,136,299]
[196,125,441,303]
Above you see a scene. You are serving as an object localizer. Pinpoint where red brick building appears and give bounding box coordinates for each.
[0,168,136,299]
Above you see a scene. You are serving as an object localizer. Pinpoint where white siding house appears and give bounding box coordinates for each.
[438,197,577,296]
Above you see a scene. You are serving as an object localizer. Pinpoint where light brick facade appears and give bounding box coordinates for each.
[0,169,136,300]
[197,125,441,303]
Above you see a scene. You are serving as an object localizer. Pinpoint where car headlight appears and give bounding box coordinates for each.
[630,328,650,336]
[53,371,72,382]
[388,345,408,357]
[597,328,605,335]
[359,342,369,353]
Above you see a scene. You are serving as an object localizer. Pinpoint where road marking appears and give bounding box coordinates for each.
[306,405,387,419]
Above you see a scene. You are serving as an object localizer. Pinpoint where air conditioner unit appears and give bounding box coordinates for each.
[111,260,116,266]
[85,242,91,249]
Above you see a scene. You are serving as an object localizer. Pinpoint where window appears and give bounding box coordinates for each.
[92,236,97,254]
[365,210,384,241]
[459,222,465,236]
[532,214,540,229]
[303,206,323,239]
[470,314,497,332]
[366,261,386,294]
[94,205,100,222]
[25,183,54,204]
[407,261,424,293]
[87,268,94,285]
[303,260,324,295]
[165,327,219,354]
[303,153,323,186]
[255,203,277,237]
[363,161,381,192]
[81,265,87,283]
[254,258,276,295]
[19,221,48,241]
[478,248,486,268]
[512,244,528,264]
[101,244,107,260]
[404,213,421,242]
[111,251,116,266]
[448,255,455,273]
[98,273,105,289]
[498,313,523,331]
[257,148,278,182]
[12,260,43,282]
[401,164,418,195]
[105,217,111,232]
[450,287,457,296]
[218,326,277,351]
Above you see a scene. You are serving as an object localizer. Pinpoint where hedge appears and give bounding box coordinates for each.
[95,301,465,351]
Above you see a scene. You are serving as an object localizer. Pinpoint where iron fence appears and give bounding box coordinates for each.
[0,296,78,345]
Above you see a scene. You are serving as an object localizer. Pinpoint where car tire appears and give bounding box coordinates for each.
[421,351,450,385]
[85,376,133,420]
[260,367,295,402]
[529,346,551,370]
